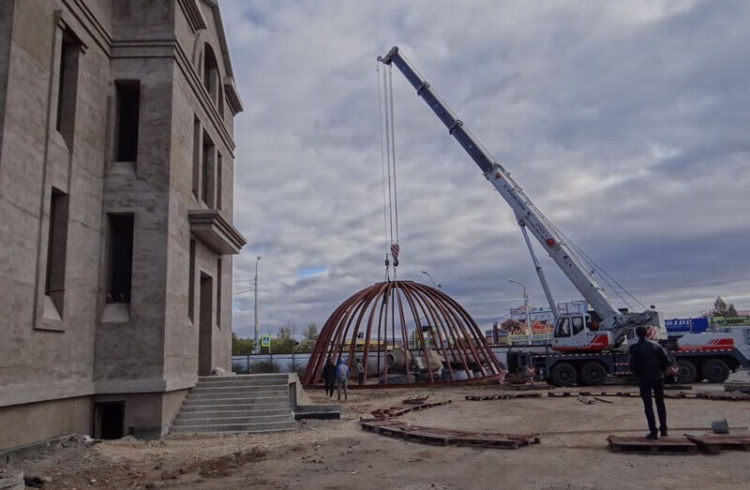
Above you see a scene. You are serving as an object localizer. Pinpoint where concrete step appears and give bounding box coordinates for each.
[198,375,289,385]
[176,408,291,420]
[173,413,293,427]
[190,384,288,395]
[182,394,288,405]
[170,374,295,435]
[170,420,295,433]
[179,402,290,413]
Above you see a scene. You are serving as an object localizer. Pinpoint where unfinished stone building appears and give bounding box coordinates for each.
[0,0,245,450]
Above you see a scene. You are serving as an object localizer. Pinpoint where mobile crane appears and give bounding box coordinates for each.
[378,46,750,386]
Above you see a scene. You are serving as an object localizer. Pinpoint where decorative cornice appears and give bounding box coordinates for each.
[177,0,207,32]
[223,77,243,115]
[62,0,112,54]
[189,209,246,255]
[204,0,243,107]
[174,41,236,153]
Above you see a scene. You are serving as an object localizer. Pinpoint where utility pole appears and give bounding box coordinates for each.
[254,256,261,351]
[508,279,532,345]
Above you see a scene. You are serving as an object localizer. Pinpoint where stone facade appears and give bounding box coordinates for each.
[0,0,245,450]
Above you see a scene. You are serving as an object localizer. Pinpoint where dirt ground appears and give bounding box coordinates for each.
[6,383,750,490]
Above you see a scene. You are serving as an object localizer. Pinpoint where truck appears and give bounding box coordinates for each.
[377,46,750,385]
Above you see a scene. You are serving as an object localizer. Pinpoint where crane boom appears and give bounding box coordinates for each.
[378,46,661,345]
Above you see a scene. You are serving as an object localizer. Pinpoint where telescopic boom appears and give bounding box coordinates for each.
[378,46,661,345]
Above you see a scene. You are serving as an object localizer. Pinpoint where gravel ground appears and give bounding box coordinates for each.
[5,381,750,490]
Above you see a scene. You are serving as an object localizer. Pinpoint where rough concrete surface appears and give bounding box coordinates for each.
[5,382,750,489]
[0,0,244,448]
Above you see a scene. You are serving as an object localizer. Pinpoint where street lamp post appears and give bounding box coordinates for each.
[508,279,532,345]
[421,271,441,289]
[254,256,261,350]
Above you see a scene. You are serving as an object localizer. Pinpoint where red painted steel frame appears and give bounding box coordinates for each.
[301,281,505,386]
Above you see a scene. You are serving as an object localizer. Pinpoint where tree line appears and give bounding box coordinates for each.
[232,323,319,355]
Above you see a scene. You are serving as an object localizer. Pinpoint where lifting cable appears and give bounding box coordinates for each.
[376,62,391,281]
[377,62,401,278]
[548,219,647,311]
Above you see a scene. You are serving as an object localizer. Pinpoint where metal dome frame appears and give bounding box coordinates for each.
[302,280,504,387]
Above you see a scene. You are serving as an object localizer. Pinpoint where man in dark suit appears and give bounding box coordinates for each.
[628,325,672,439]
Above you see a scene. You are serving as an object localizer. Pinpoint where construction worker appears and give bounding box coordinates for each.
[628,325,672,439]
[321,357,336,398]
[355,358,364,385]
[335,358,349,401]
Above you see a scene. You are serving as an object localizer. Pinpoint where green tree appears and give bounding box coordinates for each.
[270,328,298,353]
[231,332,255,355]
[294,323,320,353]
[303,323,319,343]
[711,297,738,317]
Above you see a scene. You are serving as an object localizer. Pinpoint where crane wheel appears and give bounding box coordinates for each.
[675,359,697,384]
[701,358,730,383]
[550,362,577,387]
[579,361,607,386]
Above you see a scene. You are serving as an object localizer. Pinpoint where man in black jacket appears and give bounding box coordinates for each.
[628,325,672,439]
[321,357,336,398]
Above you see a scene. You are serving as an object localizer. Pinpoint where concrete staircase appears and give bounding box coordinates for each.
[170,374,295,433]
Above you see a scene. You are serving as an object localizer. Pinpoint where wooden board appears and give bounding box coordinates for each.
[360,419,538,450]
[685,434,750,454]
[607,435,697,454]
[453,434,520,449]
[465,393,542,401]
[696,392,750,401]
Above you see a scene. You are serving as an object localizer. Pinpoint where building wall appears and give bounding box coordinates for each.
[0,0,243,451]
[0,0,112,408]
[0,397,91,451]
[0,0,14,156]
[162,0,237,385]
[94,52,176,389]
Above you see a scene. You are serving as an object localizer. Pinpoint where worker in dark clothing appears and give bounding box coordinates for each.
[628,325,673,439]
[321,357,336,398]
[355,358,364,385]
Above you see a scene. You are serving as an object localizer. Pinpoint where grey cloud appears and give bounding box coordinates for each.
[223,0,750,337]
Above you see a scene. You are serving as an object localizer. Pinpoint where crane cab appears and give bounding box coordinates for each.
[552,313,611,352]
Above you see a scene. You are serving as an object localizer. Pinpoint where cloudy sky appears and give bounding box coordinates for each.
[220,0,750,338]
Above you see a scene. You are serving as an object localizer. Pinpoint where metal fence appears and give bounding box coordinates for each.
[232,353,312,375]
[231,347,541,376]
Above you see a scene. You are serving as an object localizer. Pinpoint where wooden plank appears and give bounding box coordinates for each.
[453,435,520,449]
[361,419,535,450]
[697,392,750,401]
[607,435,697,454]
[465,393,541,402]
[403,394,430,404]
[685,434,750,454]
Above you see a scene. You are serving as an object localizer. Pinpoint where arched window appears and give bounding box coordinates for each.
[203,43,220,106]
